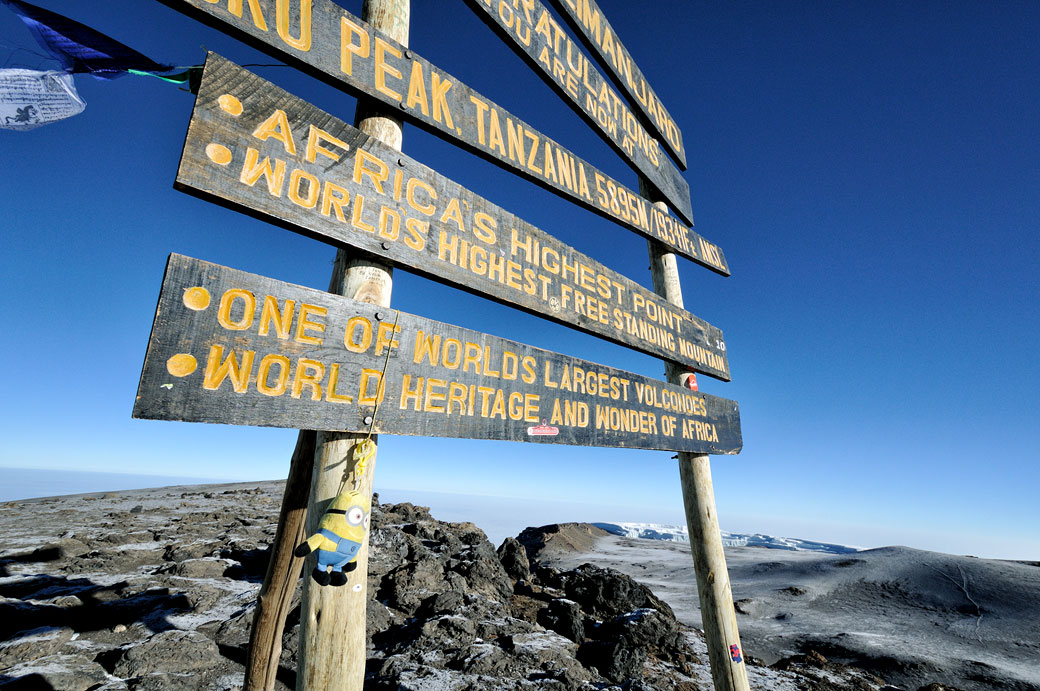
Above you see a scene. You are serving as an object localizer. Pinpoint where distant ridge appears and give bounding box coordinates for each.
[592,522,861,555]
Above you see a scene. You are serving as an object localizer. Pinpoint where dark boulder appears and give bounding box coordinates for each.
[497,536,531,582]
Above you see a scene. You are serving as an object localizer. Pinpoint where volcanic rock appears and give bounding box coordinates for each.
[0,481,934,689]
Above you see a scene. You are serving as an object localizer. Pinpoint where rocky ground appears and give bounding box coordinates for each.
[525,527,1040,691]
[0,480,1026,689]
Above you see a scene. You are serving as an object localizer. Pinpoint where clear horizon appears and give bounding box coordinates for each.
[2,466,1033,561]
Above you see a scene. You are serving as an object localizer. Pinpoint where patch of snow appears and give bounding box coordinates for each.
[214,673,247,690]
[592,522,861,554]
[617,608,657,624]
[164,583,258,631]
[114,542,168,551]
[511,630,573,652]
[0,626,66,645]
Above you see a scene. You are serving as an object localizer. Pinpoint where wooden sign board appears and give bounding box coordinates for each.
[547,0,685,169]
[465,0,688,195]
[134,254,741,454]
[178,55,731,380]
[160,0,718,266]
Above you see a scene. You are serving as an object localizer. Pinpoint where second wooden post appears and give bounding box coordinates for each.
[644,182,750,691]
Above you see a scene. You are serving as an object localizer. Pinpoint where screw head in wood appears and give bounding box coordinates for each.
[364,416,373,425]
[381,241,391,250]
[375,311,385,321]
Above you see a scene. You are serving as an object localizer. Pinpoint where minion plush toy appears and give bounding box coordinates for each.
[294,490,371,586]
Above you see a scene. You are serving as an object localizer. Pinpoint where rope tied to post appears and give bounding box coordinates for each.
[340,309,400,493]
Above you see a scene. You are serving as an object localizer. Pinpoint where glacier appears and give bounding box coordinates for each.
[591,522,861,555]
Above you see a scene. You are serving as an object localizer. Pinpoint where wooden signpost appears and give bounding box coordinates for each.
[547,0,685,169]
[465,0,689,201]
[131,1,750,689]
[178,54,731,379]
[134,254,742,454]
[158,0,715,259]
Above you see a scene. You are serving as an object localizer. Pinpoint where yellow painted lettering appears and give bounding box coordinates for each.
[256,353,290,396]
[340,17,369,75]
[217,289,255,331]
[320,181,349,222]
[358,368,386,405]
[439,197,466,232]
[353,149,389,192]
[306,125,348,163]
[424,378,447,413]
[374,38,403,101]
[252,109,296,154]
[240,148,286,196]
[344,316,373,353]
[276,0,311,50]
[326,363,353,403]
[375,321,400,356]
[203,345,254,393]
[406,61,430,115]
[399,374,422,410]
[294,303,326,345]
[291,359,324,400]
[431,73,454,129]
[258,295,294,339]
[288,168,319,208]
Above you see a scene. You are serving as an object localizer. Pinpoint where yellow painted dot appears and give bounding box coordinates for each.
[206,143,232,165]
[218,94,243,116]
[166,354,198,377]
[183,286,211,311]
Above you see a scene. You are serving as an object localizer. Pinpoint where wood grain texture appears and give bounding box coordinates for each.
[679,455,751,691]
[644,176,749,690]
[133,254,742,454]
[546,0,685,168]
[298,2,407,686]
[158,0,719,260]
[464,0,689,198]
[244,430,314,691]
[177,54,731,379]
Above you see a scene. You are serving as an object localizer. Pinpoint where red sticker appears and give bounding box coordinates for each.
[527,420,560,436]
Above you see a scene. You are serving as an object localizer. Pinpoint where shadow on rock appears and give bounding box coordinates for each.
[0,576,191,640]
[0,547,62,578]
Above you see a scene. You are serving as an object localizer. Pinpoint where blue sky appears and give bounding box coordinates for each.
[1,0,1037,559]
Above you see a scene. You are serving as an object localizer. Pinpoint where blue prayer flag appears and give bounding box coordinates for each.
[2,0,173,79]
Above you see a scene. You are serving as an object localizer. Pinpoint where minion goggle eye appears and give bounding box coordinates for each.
[346,506,366,526]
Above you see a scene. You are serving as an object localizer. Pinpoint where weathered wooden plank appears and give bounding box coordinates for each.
[134,254,742,454]
[546,0,685,169]
[158,0,715,262]
[177,55,731,380]
[464,0,687,184]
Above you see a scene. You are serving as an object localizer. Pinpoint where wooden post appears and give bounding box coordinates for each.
[296,2,409,690]
[244,431,315,691]
[643,181,750,691]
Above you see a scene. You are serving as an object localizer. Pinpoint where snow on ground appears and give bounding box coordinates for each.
[592,522,861,554]
[540,533,1040,690]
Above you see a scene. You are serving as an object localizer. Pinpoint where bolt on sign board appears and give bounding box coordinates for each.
[134,254,742,454]
[159,0,722,270]
[177,54,731,380]
[546,0,685,170]
[464,0,690,218]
